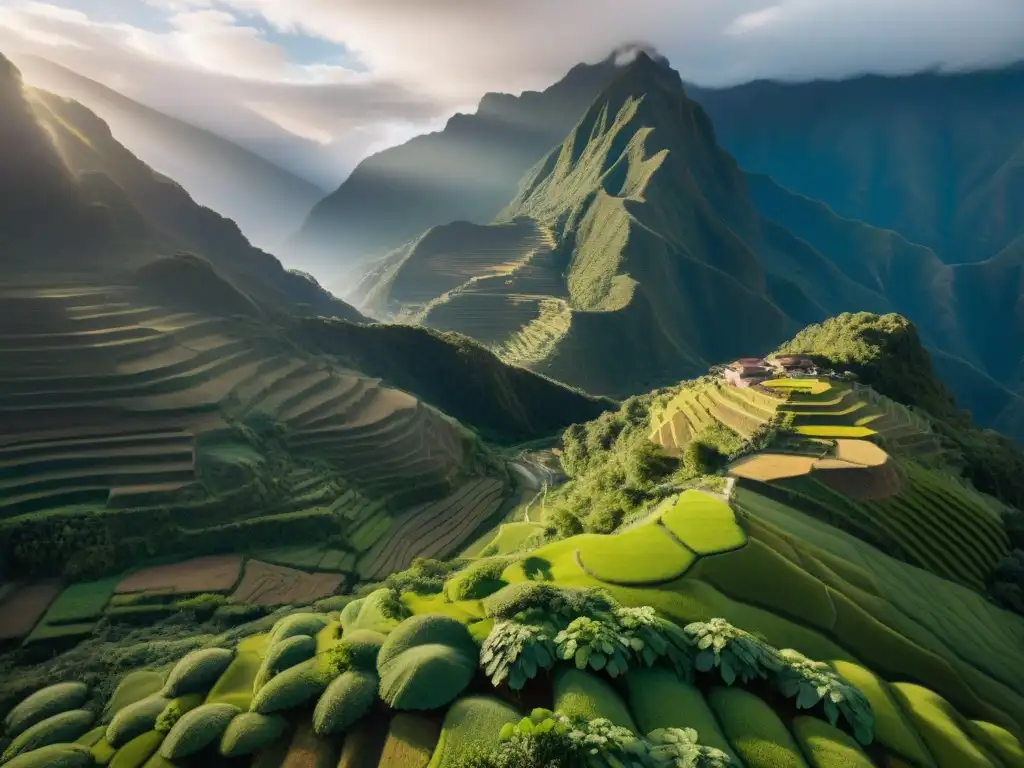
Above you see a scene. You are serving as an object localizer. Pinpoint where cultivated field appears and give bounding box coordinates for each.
[115,555,244,595]
[0,282,480,585]
[357,478,507,580]
[230,560,345,606]
[0,581,62,640]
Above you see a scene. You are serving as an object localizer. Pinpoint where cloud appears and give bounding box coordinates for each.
[0,0,1021,188]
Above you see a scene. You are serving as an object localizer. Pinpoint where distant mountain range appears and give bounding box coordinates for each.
[687,67,1024,264]
[12,54,325,254]
[343,54,1024,440]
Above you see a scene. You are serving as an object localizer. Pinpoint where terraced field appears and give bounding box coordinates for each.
[0,282,512,651]
[8,481,1022,768]
[356,477,507,580]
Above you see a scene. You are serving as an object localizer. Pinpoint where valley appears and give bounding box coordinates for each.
[1,26,1023,768]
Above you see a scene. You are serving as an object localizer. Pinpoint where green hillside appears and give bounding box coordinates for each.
[351,54,1024,443]
[0,52,610,669]
[4,320,1024,768]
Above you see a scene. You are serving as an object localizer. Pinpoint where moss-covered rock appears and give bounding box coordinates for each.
[3,683,89,739]
[105,695,170,748]
[312,670,378,736]
[2,710,95,763]
[250,658,333,715]
[161,648,234,698]
[378,644,475,712]
[253,635,316,693]
[2,743,94,768]
[218,712,288,758]
[158,703,241,760]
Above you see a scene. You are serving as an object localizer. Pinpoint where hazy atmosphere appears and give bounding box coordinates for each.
[3,3,1024,765]
[1,0,1021,186]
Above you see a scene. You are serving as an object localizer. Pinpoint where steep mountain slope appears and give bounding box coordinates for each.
[688,65,1024,263]
[0,52,610,596]
[289,56,620,272]
[354,54,1024,441]
[19,83,359,321]
[4,315,1023,768]
[13,55,325,253]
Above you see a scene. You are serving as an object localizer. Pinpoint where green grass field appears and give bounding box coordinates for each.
[576,523,696,585]
[659,490,746,554]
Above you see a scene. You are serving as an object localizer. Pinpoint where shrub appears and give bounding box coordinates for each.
[684,618,779,685]
[378,644,476,711]
[2,710,95,762]
[545,508,585,538]
[479,709,648,768]
[154,694,203,734]
[331,629,386,673]
[269,613,330,644]
[218,712,288,758]
[105,695,170,747]
[174,593,228,615]
[385,558,464,595]
[376,614,477,669]
[253,634,317,693]
[2,743,94,768]
[348,588,410,633]
[312,669,378,736]
[774,649,874,745]
[161,648,235,697]
[313,594,356,613]
[250,657,332,714]
[483,583,614,623]
[159,702,241,760]
[4,682,89,738]
[481,620,557,690]
[445,558,512,601]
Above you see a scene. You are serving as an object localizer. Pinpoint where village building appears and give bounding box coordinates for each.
[767,354,818,376]
[723,357,773,388]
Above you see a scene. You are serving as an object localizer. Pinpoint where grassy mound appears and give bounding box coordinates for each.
[378,643,476,711]
[552,668,638,732]
[2,710,95,763]
[709,686,809,768]
[4,682,89,739]
[218,712,288,758]
[312,669,378,736]
[161,648,234,698]
[428,696,521,768]
[659,490,746,554]
[158,702,240,760]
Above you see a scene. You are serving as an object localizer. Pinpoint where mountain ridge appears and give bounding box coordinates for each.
[13,54,325,254]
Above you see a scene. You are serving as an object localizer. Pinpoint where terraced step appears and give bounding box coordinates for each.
[0,461,195,517]
[0,443,194,480]
[0,431,193,460]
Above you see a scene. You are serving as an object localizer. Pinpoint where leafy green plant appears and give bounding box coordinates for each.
[555,617,632,678]
[646,727,734,767]
[683,619,779,685]
[614,607,693,680]
[480,620,557,690]
[773,649,874,744]
[498,709,649,768]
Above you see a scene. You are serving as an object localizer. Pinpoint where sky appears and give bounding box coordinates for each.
[1,0,1023,189]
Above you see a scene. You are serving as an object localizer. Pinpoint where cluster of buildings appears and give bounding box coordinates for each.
[722,355,818,388]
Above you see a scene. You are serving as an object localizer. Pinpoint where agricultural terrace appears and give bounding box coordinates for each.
[0,285,512,624]
[6,501,1023,768]
[730,439,903,501]
[357,477,507,580]
[649,377,943,459]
